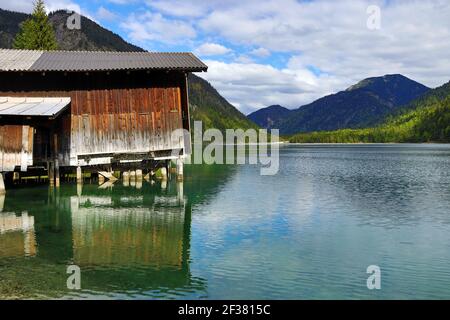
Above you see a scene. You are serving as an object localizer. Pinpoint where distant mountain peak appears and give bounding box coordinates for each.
[346,74,428,92]
[247,105,292,128]
[255,74,430,134]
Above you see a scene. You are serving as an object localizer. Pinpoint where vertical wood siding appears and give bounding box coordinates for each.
[0,125,33,171]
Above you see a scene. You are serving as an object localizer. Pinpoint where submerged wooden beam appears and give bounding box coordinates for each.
[98,171,118,182]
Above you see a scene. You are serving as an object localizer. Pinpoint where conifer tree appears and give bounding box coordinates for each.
[13,0,58,50]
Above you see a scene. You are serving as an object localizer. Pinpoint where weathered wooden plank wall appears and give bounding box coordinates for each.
[0,125,33,171]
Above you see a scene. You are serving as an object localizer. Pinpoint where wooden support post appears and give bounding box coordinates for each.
[161,167,168,180]
[49,162,55,187]
[53,134,60,187]
[77,182,82,197]
[136,169,143,180]
[55,160,60,187]
[176,158,184,182]
[161,179,167,190]
[123,170,130,187]
[129,170,136,187]
[0,173,6,195]
[177,181,184,204]
[0,193,4,212]
[76,166,83,184]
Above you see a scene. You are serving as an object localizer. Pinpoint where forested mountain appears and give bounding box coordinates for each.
[0,9,28,48]
[247,105,292,128]
[290,81,450,143]
[250,74,430,135]
[0,8,257,131]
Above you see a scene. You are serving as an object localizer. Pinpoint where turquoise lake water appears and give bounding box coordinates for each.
[1,144,450,299]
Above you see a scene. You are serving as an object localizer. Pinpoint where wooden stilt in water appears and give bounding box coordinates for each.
[129,170,136,187]
[177,181,184,204]
[49,162,55,187]
[0,173,6,195]
[76,166,83,184]
[55,160,60,187]
[136,169,143,181]
[123,170,130,186]
[161,167,168,180]
[176,158,184,182]
[77,182,82,197]
[53,134,60,187]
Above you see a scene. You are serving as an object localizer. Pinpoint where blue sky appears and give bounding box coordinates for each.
[2,0,450,114]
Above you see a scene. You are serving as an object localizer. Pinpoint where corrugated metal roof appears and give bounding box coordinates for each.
[0,49,207,72]
[0,50,43,71]
[0,97,71,117]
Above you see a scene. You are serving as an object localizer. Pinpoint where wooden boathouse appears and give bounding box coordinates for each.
[0,49,207,192]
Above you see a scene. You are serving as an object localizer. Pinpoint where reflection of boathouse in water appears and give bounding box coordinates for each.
[0,182,205,298]
[70,184,187,269]
[0,204,36,258]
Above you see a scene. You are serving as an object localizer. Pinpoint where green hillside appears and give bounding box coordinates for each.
[290,82,450,143]
[188,74,259,131]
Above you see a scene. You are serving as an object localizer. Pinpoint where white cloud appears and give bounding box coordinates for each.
[146,0,211,18]
[200,60,337,114]
[249,48,271,58]
[107,0,134,4]
[198,0,450,89]
[5,0,450,113]
[0,0,79,13]
[144,0,242,18]
[96,6,117,22]
[194,43,232,56]
[120,12,196,44]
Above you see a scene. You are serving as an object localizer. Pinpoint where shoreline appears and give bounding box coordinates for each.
[287,142,450,145]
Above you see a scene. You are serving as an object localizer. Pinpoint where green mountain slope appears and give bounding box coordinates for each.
[0,8,257,131]
[290,81,450,143]
[0,9,28,48]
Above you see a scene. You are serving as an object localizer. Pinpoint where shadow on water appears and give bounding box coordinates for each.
[0,164,237,299]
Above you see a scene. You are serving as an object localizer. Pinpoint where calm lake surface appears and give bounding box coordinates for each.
[1,144,450,299]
